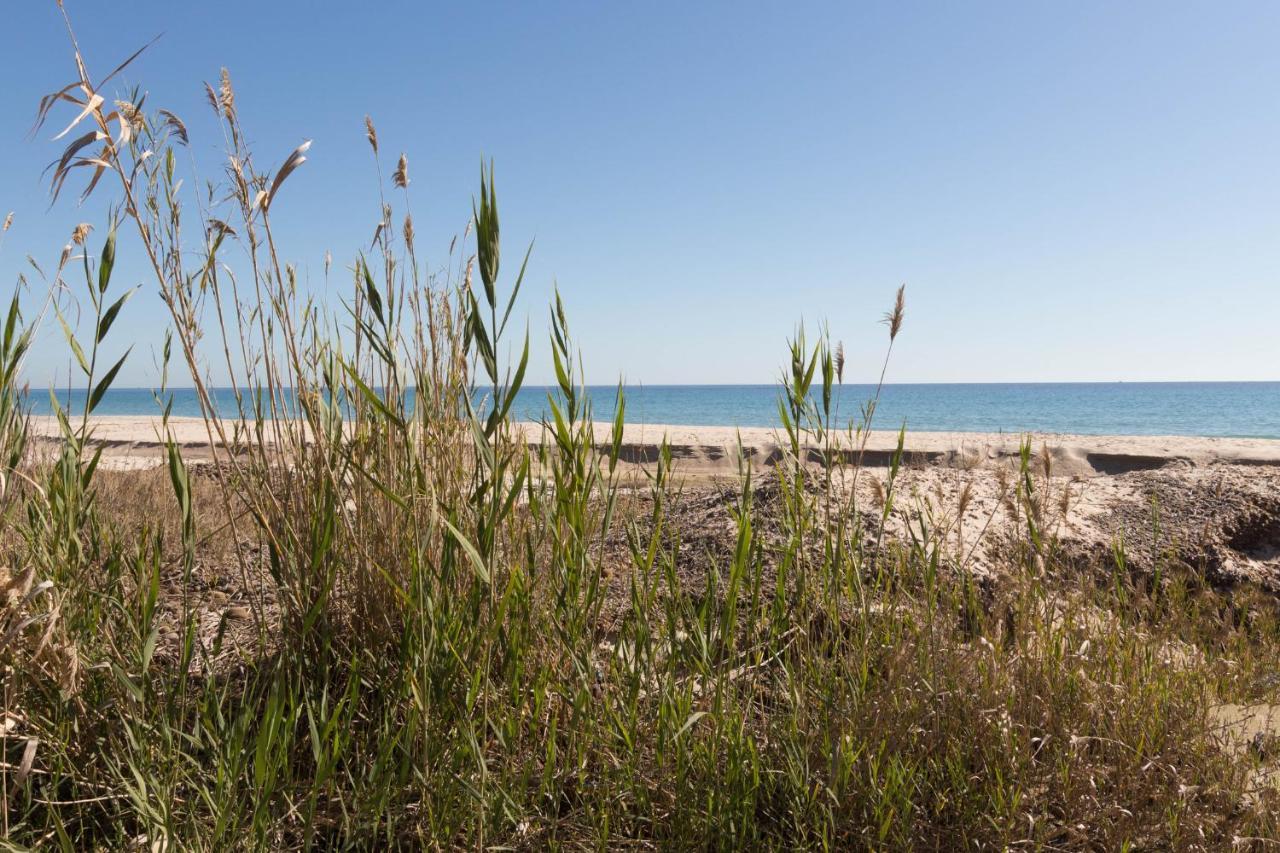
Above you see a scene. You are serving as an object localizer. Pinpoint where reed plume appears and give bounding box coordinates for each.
[393,152,409,188]
[883,283,905,341]
[218,67,235,119]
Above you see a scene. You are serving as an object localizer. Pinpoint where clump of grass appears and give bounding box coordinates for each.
[1,11,1278,849]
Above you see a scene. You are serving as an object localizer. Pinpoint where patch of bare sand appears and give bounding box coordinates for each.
[27,416,1280,471]
[1209,703,1280,806]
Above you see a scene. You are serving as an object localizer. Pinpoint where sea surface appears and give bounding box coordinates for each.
[29,382,1280,439]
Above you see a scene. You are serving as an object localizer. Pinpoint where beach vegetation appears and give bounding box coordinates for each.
[2,15,1278,849]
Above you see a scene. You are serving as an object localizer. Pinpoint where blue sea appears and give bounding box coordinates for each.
[29,382,1280,438]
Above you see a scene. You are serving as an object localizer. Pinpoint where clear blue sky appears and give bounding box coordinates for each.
[2,1,1278,389]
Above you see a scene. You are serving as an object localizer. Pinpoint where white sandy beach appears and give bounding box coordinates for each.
[26,415,1280,474]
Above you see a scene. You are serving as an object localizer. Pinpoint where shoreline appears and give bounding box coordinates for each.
[26,415,1280,475]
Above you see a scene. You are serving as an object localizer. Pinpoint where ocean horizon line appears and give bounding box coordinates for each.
[29,379,1280,391]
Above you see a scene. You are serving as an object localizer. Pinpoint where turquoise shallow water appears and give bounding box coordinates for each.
[30,382,1280,438]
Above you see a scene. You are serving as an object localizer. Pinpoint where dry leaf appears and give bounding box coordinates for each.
[264,140,310,210]
[52,93,103,141]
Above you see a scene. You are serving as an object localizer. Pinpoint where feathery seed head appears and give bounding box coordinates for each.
[158,109,188,145]
[883,284,905,341]
[393,153,409,188]
[115,100,143,130]
[870,476,886,509]
[218,68,235,119]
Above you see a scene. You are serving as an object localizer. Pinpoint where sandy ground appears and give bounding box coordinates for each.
[28,415,1280,590]
[29,415,1280,473]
